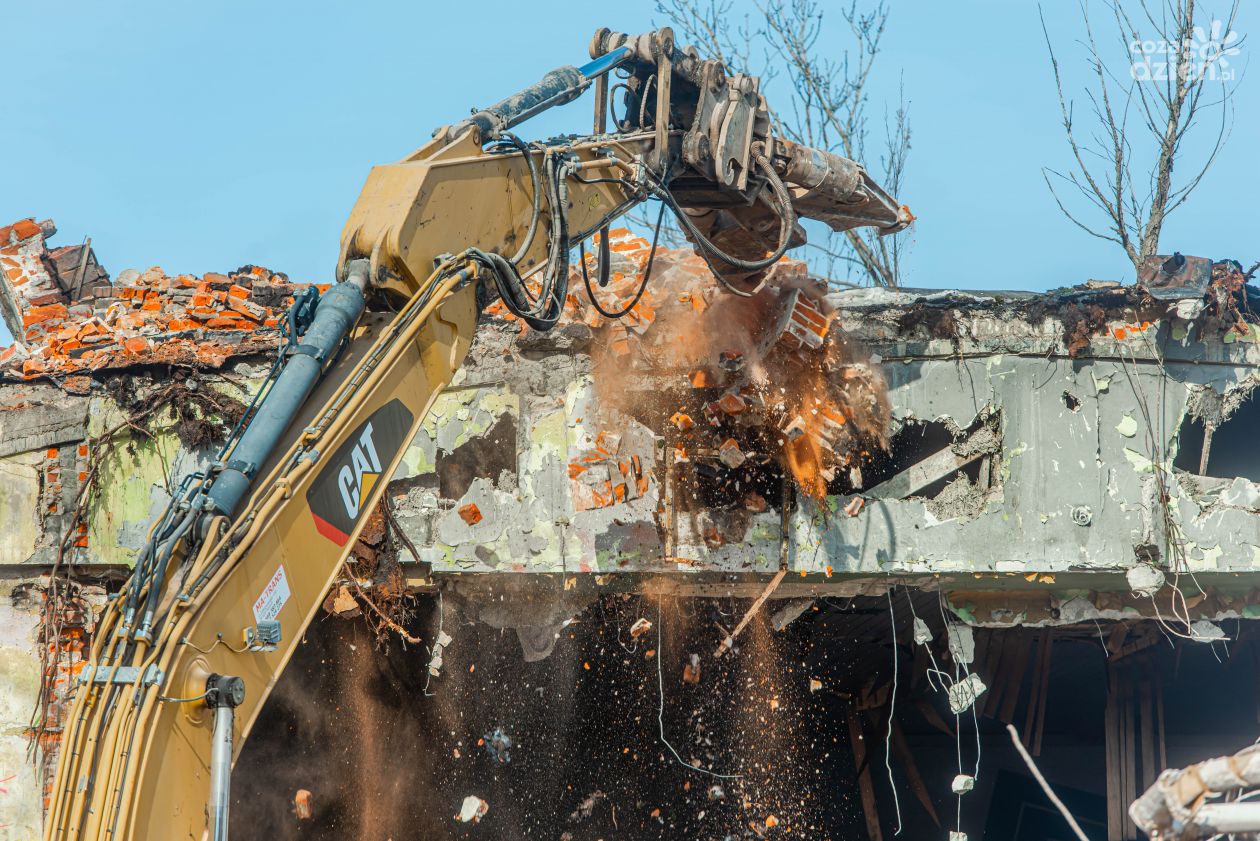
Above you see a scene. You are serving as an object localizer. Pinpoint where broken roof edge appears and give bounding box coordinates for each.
[827,262,1260,363]
[0,215,322,384]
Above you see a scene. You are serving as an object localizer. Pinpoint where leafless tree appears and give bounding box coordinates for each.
[652,0,912,288]
[1041,0,1243,271]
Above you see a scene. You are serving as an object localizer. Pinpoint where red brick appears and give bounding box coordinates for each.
[0,218,41,244]
[226,296,264,320]
[23,304,68,327]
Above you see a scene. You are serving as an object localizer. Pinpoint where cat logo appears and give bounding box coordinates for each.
[337,423,382,520]
[307,399,414,547]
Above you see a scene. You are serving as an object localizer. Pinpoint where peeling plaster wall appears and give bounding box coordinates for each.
[383,294,1260,586]
[0,580,45,840]
[0,367,265,569]
[830,290,1260,580]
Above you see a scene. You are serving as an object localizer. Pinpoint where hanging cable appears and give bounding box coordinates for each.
[580,198,666,319]
[609,83,632,129]
[645,147,796,275]
[488,132,542,264]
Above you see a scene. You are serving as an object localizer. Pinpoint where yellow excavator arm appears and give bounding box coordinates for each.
[43,28,909,841]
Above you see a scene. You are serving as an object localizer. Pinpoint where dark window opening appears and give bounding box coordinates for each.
[1173,390,1260,481]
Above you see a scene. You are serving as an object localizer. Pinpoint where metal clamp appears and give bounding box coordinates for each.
[78,664,165,687]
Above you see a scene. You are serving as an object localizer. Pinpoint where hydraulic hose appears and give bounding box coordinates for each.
[662,149,797,275]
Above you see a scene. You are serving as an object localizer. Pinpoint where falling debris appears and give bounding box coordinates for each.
[947,673,988,714]
[292,789,313,820]
[682,653,702,685]
[743,492,768,513]
[629,617,653,639]
[951,774,975,794]
[428,629,454,677]
[557,229,894,505]
[770,598,814,631]
[717,438,746,469]
[808,678,823,693]
[714,568,789,657]
[482,728,512,764]
[568,790,607,823]
[669,411,695,431]
[456,795,489,824]
[718,350,745,372]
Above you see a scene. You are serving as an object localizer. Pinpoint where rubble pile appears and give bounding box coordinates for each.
[0,217,318,382]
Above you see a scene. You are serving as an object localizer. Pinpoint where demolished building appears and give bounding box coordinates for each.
[2,216,1259,839]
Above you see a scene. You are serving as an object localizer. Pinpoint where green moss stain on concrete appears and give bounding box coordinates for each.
[397,386,519,480]
[85,418,184,567]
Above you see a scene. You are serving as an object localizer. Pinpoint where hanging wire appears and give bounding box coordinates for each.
[885,588,904,835]
[654,600,741,780]
[580,197,666,319]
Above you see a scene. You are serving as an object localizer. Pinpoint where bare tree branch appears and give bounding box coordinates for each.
[1041,0,1244,271]
[656,0,912,287]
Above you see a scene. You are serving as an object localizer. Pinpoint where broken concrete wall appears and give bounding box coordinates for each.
[1,219,1258,836]
[388,273,1260,599]
[3,223,1256,600]
[0,220,1254,658]
[0,217,306,569]
[0,370,272,569]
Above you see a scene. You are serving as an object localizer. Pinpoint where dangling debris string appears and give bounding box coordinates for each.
[655,599,741,780]
[885,588,904,835]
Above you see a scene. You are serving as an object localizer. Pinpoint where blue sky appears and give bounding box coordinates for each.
[1,0,1255,346]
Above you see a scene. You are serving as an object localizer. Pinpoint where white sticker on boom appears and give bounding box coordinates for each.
[253,565,291,623]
